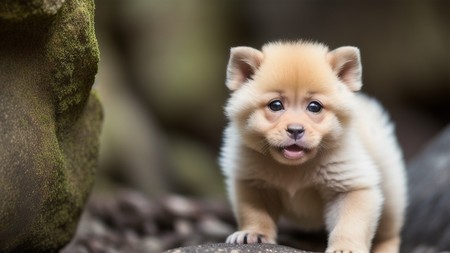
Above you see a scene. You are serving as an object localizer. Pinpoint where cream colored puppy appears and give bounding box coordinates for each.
[220,41,407,253]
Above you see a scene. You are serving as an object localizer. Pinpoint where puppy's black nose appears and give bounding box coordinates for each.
[286,125,305,140]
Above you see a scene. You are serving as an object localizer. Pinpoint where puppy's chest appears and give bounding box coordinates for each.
[279,187,326,230]
[251,172,326,229]
[252,168,317,197]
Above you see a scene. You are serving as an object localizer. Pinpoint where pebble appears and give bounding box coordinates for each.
[161,195,201,219]
[197,214,233,238]
[60,189,324,253]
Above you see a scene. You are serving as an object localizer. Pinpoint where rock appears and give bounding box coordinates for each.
[402,125,450,252]
[164,243,313,253]
[161,195,202,219]
[0,0,102,252]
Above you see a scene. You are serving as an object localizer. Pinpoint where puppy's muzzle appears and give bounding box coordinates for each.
[286,124,305,141]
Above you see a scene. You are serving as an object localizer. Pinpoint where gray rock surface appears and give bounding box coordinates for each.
[165,243,312,253]
[402,125,450,252]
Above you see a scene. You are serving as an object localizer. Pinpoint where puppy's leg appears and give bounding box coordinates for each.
[226,179,280,244]
[371,215,402,253]
[371,236,400,253]
[371,195,404,253]
[373,167,406,253]
[325,188,383,253]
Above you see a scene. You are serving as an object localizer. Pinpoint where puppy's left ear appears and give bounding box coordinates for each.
[328,46,362,92]
[226,47,263,91]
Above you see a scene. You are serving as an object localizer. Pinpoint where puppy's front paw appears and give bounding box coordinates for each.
[226,231,275,244]
[325,249,367,253]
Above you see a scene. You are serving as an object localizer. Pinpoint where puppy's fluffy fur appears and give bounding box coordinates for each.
[220,41,407,253]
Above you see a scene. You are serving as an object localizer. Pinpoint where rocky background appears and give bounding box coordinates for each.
[1,0,449,253]
[64,1,449,252]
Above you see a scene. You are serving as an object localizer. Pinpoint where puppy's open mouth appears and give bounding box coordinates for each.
[280,145,308,160]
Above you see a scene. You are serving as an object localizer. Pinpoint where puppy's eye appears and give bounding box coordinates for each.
[268,100,284,112]
[307,101,323,113]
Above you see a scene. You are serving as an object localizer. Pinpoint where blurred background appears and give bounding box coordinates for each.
[92,0,450,199]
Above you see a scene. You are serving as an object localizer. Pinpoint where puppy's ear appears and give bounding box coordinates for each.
[226,47,263,91]
[328,46,362,92]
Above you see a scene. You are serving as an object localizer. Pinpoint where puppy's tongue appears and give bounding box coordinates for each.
[282,145,305,160]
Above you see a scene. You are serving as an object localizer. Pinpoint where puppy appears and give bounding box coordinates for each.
[220,41,407,253]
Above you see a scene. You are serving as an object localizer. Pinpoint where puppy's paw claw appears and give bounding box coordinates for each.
[225,231,275,244]
[325,250,366,253]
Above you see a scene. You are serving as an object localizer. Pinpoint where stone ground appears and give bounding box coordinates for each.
[60,190,326,253]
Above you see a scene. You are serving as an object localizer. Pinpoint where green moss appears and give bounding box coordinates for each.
[46,0,99,135]
[21,92,103,252]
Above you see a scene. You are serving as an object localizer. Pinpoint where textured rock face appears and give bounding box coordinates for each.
[165,243,312,253]
[402,125,450,252]
[0,0,102,252]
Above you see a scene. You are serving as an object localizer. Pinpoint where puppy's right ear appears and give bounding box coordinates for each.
[328,46,362,92]
[226,47,263,91]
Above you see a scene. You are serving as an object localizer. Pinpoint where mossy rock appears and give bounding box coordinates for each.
[0,0,102,252]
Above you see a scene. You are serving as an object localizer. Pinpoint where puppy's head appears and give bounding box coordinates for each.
[225,41,362,166]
